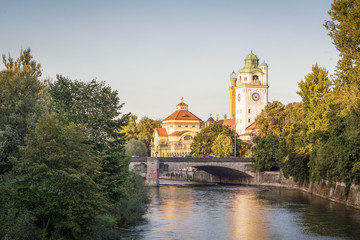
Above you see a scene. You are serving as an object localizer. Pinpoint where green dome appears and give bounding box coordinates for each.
[245,50,258,60]
[260,60,268,67]
[239,50,262,73]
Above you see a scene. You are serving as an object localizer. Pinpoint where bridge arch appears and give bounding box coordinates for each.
[130,157,255,186]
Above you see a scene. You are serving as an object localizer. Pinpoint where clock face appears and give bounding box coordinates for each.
[252,92,260,101]
[237,93,241,102]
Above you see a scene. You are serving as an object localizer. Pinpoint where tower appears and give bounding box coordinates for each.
[228,71,237,119]
[233,51,269,135]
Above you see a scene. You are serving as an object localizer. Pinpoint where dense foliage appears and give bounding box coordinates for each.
[191,123,240,157]
[253,0,360,196]
[125,138,148,157]
[0,49,149,239]
[121,114,161,155]
[0,50,46,174]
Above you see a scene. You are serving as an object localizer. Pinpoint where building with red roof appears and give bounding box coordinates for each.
[151,98,203,157]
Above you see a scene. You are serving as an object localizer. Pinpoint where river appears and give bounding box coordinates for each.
[120,184,360,240]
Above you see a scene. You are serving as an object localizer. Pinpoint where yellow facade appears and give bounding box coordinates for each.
[151,100,203,157]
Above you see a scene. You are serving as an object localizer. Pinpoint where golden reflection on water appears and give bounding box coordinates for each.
[229,192,269,240]
[152,186,195,235]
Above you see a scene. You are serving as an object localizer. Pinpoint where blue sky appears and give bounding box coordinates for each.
[0,0,338,121]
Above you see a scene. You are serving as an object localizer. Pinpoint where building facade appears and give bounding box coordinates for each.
[151,99,203,157]
[229,51,269,137]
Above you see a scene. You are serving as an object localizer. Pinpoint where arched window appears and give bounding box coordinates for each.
[253,75,259,80]
[184,135,192,140]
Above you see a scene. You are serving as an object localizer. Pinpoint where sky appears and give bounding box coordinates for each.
[0,0,338,121]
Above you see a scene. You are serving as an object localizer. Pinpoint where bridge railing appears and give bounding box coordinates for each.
[131,157,254,163]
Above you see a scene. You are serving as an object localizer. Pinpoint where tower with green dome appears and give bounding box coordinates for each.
[228,50,269,138]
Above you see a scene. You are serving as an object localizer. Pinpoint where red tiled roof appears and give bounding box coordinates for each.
[177,102,188,107]
[157,128,168,136]
[217,118,235,129]
[169,131,182,136]
[246,122,260,130]
[162,121,201,125]
[163,110,202,121]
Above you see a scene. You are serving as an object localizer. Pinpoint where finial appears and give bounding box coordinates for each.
[251,49,252,53]
[181,97,183,102]
[210,113,212,117]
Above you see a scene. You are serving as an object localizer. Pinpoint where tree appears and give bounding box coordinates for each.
[2,114,103,238]
[256,101,286,137]
[211,134,233,157]
[121,115,161,155]
[48,76,149,227]
[253,134,280,170]
[121,114,139,140]
[2,48,42,78]
[136,117,161,150]
[297,64,332,141]
[0,49,46,174]
[325,0,360,86]
[191,123,235,156]
[125,139,148,157]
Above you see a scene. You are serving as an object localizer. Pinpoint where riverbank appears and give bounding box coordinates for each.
[245,171,360,210]
[159,178,216,186]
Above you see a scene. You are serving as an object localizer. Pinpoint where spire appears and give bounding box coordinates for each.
[230,70,237,79]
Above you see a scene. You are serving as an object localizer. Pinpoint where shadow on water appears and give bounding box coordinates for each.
[256,188,360,239]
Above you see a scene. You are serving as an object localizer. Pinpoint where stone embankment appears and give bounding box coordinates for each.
[226,171,360,210]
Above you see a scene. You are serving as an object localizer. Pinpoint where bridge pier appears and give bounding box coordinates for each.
[145,157,159,187]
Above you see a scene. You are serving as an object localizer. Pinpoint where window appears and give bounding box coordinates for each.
[178,125,182,127]
[240,119,242,123]
[253,75,259,80]
[184,135,192,140]
[192,125,195,128]
[244,77,247,81]
[185,125,188,128]
[248,119,251,123]
[248,109,251,113]
[240,109,242,113]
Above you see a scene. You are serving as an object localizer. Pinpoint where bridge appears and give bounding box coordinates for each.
[130,157,256,186]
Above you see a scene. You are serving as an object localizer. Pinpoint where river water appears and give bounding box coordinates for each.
[121,185,360,240]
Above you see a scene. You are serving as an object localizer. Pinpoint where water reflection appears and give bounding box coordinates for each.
[228,190,269,239]
[122,186,360,240]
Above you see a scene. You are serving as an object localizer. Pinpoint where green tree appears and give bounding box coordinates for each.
[279,102,310,182]
[48,76,149,226]
[125,138,148,157]
[253,134,280,170]
[325,0,360,86]
[256,101,286,137]
[137,116,161,150]
[121,114,139,140]
[121,115,161,155]
[211,134,233,157]
[0,49,46,174]
[2,114,103,239]
[297,64,332,141]
[191,123,235,156]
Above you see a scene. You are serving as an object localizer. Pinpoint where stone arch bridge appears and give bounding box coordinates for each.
[130,157,256,186]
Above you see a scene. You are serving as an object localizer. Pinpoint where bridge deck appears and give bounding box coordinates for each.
[131,157,254,163]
